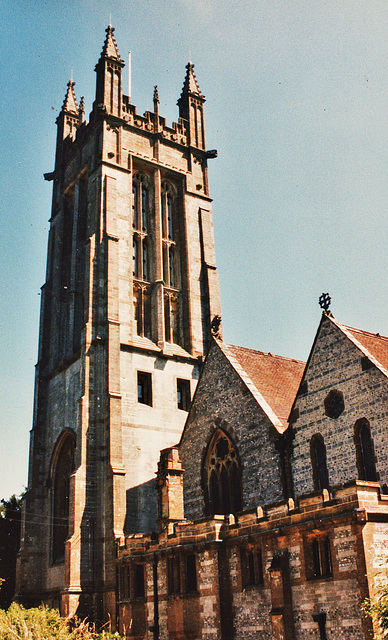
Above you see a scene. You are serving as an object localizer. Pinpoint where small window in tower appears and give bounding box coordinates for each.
[133,563,145,598]
[177,379,191,411]
[137,372,152,406]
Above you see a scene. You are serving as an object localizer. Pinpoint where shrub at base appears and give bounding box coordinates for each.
[0,603,124,640]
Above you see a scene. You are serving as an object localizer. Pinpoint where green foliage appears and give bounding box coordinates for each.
[0,603,125,640]
[362,580,388,639]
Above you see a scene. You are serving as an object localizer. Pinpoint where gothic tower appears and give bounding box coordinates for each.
[17,26,221,622]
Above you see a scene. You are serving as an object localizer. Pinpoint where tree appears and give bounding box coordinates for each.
[0,494,22,609]
[362,579,388,639]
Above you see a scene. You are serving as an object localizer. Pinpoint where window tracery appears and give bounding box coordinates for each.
[204,430,242,516]
[132,173,152,338]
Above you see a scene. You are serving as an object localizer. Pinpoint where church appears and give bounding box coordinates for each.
[16,26,388,640]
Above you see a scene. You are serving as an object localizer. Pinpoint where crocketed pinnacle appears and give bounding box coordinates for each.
[179,62,204,101]
[61,80,78,114]
[100,24,123,62]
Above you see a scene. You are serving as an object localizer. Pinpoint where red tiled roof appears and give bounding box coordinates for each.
[225,344,305,427]
[340,324,388,372]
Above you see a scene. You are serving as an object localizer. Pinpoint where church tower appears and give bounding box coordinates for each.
[17,26,221,622]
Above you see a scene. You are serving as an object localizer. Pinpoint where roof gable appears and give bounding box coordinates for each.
[330,316,388,376]
[218,341,305,432]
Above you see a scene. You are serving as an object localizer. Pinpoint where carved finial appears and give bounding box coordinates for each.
[61,79,78,114]
[100,24,123,63]
[153,85,159,114]
[178,61,204,104]
[210,315,222,338]
[319,292,331,312]
[79,96,85,123]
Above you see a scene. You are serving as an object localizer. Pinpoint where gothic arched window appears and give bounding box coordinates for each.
[204,430,242,516]
[51,433,75,563]
[310,434,329,492]
[354,419,378,482]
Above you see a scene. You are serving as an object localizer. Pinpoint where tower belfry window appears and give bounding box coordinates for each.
[132,173,152,338]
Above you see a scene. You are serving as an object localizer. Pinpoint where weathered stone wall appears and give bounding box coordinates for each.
[117,484,387,639]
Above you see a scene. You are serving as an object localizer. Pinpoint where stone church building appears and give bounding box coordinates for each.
[17,26,388,640]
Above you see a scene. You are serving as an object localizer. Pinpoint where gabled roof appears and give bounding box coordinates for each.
[218,341,305,432]
[328,314,388,376]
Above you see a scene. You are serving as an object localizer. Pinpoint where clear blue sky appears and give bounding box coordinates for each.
[1,0,388,499]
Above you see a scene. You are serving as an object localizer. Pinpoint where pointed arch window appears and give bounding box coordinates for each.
[51,433,75,563]
[354,419,378,482]
[204,430,242,516]
[310,434,329,492]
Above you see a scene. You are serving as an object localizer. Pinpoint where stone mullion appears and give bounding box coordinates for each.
[153,168,165,346]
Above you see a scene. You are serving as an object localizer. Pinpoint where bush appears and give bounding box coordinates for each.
[0,603,125,640]
[362,579,388,639]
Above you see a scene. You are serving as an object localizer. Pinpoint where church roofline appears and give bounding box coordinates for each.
[326,313,388,378]
[217,340,305,432]
[287,310,388,427]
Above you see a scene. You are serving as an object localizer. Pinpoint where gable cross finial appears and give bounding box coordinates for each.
[319,292,331,312]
